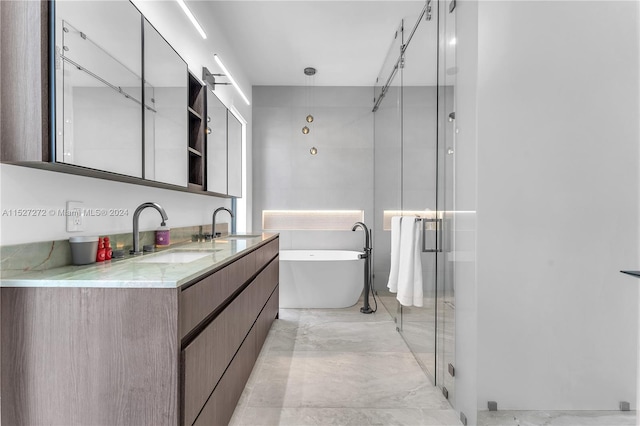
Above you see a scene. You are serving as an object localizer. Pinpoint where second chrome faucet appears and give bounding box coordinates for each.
[212,207,233,238]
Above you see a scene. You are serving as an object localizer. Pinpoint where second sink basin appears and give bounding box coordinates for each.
[136,250,217,264]
[224,234,262,239]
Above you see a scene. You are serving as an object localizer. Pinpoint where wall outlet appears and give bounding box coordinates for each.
[66,201,85,232]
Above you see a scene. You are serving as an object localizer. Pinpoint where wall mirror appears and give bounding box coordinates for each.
[143,18,188,187]
[227,112,243,197]
[55,0,143,178]
[50,0,238,198]
[206,90,228,194]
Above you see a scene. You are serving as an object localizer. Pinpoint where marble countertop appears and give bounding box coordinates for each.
[0,233,278,289]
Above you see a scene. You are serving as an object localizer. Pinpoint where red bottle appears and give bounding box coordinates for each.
[96,237,106,262]
[104,237,113,260]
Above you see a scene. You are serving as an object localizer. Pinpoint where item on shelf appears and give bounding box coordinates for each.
[104,236,113,260]
[96,237,106,262]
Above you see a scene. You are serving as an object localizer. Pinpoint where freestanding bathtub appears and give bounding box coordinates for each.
[279,250,364,308]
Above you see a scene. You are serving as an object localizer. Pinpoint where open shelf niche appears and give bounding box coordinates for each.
[188,73,205,189]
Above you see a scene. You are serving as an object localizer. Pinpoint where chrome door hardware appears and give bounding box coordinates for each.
[417,217,443,253]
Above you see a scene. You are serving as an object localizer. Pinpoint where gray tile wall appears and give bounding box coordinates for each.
[252,86,374,250]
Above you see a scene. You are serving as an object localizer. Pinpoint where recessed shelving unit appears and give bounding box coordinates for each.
[188,73,205,189]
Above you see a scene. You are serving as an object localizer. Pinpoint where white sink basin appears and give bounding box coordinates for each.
[223,234,262,239]
[136,251,214,264]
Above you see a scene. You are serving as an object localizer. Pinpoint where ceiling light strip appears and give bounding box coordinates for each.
[175,0,207,40]
[214,54,251,106]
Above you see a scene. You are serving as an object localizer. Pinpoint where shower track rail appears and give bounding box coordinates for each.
[372,0,432,112]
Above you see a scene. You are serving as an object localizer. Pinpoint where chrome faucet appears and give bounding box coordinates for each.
[212,207,234,238]
[351,221,371,251]
[131,202,169,255]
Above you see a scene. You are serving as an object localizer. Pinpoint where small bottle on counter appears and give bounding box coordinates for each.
[96,237,106,262]
[156,222,170,247]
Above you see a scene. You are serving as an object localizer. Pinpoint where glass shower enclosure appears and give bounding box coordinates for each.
[372,0,456,405]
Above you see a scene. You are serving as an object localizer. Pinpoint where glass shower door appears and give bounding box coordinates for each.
[373,22,404,325]
[436,0,456,404]
[398,6,439,382]
[372,0,456,405]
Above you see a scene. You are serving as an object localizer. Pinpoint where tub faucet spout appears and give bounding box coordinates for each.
[212,207,234,238]
[131,202,169,255]
[351,222,371,251]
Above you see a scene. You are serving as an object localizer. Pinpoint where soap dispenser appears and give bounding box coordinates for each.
[156,222,170,247]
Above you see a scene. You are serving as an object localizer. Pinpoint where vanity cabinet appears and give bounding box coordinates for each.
[2,0,244,199]
[54,0,144,178]
[181,237,280,426]
[227,112,243,197]
[193,268,280,425]
[0,236,280,426]
[206,90,228,194]
[206,90,243,198]
[182,259,279,425]
[143,18,188,187]
[0,0,49,163]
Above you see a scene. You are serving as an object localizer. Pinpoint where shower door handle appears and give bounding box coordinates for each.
[422,218,443,253]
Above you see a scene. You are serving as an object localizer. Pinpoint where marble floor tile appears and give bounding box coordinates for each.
[231,407,462,426]
[267,320,409,353]
[246,351,451,410]
[230,303,460,426]
[232,297,635,426]
[477,410,636,426]
[413,351,437,381]
[295,300,395,323]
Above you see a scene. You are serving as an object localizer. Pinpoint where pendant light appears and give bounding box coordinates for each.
[304,67,316,128]
[303,67,317,154]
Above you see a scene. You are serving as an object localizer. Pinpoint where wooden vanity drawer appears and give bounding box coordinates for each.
[179,249,257,339]
[182,257,277,425]
[182,282,254,426]
[193,327,257,426]
[252,258,279,314]
[256,284,279,354]
[255,238,279,270]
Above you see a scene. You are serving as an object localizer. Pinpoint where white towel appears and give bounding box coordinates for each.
[396,216,423,307]
[386,216,402,293]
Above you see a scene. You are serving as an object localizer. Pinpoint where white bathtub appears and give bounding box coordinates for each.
[279,250,364,308]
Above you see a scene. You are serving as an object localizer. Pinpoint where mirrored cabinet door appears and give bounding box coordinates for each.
[206,91,228,194]
[143,19,188,187]
[55,0,143,178]
[227,112,242,197]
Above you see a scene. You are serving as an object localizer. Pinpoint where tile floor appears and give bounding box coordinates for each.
[229,298,461,425]
[477,410,635,426]
[230,295,637,426]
